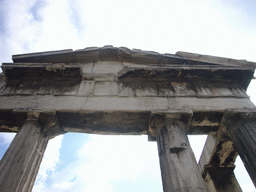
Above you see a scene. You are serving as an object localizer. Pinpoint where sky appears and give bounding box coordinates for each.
[0,0,256,191]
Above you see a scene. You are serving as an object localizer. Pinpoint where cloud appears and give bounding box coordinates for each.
[30,0,84,52]
[34,135,162,192]
[1,0,256,191]
[0,0,42,71]
[0,0,86,69]
[1,0,256,67]
[33,135,64,192]
[220,0,256,30]
[0,133,16,145]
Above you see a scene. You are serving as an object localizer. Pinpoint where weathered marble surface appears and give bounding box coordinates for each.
[0,46,256,191]
[199,135,242,192]
[0,117,49,192]
[156,120,208,192]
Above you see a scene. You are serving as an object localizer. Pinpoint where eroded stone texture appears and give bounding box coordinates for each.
[203,166,242,192]
[199,135,242,192]
[229,120,256,187]
[1,46,256,191]
[0,117,49,192]
[156,120,208,192]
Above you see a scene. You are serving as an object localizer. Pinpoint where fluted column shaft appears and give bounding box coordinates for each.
[0,117,49,192]
[156,120,208,192]
[229,119,256,187]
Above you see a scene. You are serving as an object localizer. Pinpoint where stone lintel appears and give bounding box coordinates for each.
[0,110,224,136]
[0,109,221,135]
[0,102,255,136]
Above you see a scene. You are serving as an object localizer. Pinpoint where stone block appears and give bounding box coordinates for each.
[12,49,74,63]
[83,73,116,81]
[38,95,58,110]
[176,51,229,64]
[92,61,123,74]
[123,62,148,69]
[77,81,95,96]
[38,80,57,95]
[157,82,175,96]
[118,83,135,97]
[171,82,196,96]
[74,48,100,63]
[0,80,21,95]
[43,53,75,63]
[36,95,87,111]
[0,81,6,93]
[100,46,118,60]
[82,97,169,111]
[230,83,248,98]
[0,95,255,113]
[81,63,94,74]
[117,47,131,62]
[194,82,213,97]
[134,82,158,97]
[0,95,43,110]
[168,97,255,111]
[94,82,119,96]
[131,49,160,64]
[212,82,234,96]
[195,81,234,97]
[15,81,42,95]
[160,54,183,64]
[53,81,81,96]
[52,96,87,110]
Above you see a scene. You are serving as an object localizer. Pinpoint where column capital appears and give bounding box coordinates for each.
[12,109,62,138]
[148,108,193,141]
[220,108,256,135]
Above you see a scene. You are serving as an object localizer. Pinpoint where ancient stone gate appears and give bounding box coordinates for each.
[0,46,255,192]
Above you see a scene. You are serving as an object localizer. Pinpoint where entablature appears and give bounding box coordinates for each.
[1,46,255,139]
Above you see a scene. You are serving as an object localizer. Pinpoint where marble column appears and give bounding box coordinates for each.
[229,119,256,187]
[0,115,49,192]
[156,119,208,192]
[221,109,256,188]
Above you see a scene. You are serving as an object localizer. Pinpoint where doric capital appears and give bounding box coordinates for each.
[38,111,62,138]
[220,108,256,135]
[148,109,193,141]
[12,109,62,138]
